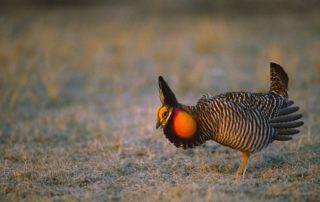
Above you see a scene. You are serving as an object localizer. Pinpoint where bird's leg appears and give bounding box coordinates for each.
[236,151,250,180]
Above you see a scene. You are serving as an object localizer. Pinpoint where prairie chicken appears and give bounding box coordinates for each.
[156,62,303,178]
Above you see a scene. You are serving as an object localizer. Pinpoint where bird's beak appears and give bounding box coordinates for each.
[156,120,161,129]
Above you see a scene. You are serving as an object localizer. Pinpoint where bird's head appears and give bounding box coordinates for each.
[156,76,197,145]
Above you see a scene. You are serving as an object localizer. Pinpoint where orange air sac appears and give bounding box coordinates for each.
[172,109,197,139]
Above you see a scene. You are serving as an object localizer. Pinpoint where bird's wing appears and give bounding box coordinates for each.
[207,99,303,152]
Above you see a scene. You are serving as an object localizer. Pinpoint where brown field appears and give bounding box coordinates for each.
[0,1,320,201]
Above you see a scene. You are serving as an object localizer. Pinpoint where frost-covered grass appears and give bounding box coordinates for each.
[0,2,319,201]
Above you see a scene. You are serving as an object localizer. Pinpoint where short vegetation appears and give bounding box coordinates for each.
[0,1,319,201]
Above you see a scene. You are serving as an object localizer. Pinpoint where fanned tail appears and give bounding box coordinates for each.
[269,100,303,141]
[270,62,289,97]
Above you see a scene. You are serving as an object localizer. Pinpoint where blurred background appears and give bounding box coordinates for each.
[1,0,319,119]
[0,0,319,201]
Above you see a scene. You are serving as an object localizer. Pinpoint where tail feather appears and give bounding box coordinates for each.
[277,129,299,135]
[270,121,304,129]
[269,100,303,141]
[285,100,294,107]
[269,114,302,123]
[274,136,292,141]
[270,62,289,97]
[278,106,299,116]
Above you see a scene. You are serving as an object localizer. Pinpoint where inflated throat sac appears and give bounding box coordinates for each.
[172,109,197,138]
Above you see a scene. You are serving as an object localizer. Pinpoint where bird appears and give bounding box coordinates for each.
[156,62,303,179]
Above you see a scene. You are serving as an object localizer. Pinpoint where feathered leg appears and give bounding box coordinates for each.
[236,152,250,180]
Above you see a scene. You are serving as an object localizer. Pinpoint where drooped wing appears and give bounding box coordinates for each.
[197,98,303,153]
[210,99,277,153]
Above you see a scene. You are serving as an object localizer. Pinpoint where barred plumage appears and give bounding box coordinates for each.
[156,62,303,178]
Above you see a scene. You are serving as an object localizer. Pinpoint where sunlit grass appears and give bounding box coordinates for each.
[0,3,319,201]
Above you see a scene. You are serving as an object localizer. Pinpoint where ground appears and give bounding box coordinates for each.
[0,1,320,201]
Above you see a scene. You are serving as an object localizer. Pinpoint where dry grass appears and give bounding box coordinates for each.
[0,2,320,201]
